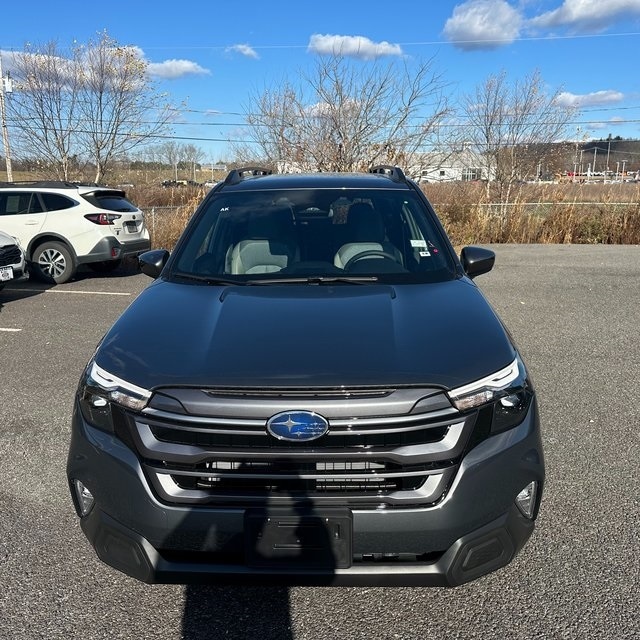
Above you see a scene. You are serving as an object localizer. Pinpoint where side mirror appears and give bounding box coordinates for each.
[139,249,170,279]
[460,246,495,279]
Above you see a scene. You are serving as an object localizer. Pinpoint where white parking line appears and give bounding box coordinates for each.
[0,327,22,332]
[46,289,132,297]
[9,288,131,297]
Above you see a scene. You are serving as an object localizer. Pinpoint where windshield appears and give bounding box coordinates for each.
[170,187,457,284]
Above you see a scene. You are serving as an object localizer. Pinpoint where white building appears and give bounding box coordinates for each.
[409,150,489,183]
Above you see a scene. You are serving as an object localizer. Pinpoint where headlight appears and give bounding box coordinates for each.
[448,356,533,434]
[78,360,151,432]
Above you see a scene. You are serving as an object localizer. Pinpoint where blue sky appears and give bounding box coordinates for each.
[2,0,640,161]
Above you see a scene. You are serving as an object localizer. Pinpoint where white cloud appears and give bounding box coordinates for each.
[125,45,146,60]
[443,0,523,50]
[147,59,210,79]
[529,0,640,32]
[305,99,361,118]
[308,34,403,59]
[589,117,627,130]
[555,90,625,107]
[3,46,210,83]
[226,44,259,59]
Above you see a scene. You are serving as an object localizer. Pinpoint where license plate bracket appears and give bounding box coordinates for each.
[245,508,353,569]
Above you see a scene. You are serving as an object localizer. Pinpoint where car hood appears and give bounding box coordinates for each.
[0,230,17,247]
[97,279,515,391]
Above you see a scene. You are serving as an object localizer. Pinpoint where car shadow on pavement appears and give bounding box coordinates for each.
[181,585,293,640]
[179,473,339,639]
[0,279,54,311]
[0,257,142,308]
[73,257,145,283]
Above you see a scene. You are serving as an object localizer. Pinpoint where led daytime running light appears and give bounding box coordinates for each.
[88,361,151,410]
[449,358,520,411]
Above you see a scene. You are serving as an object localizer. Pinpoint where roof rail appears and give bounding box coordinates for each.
[0,180,102,189]
[224,166,273,185]
[369,165,407,183]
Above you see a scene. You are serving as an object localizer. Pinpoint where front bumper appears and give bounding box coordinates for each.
[78,502,534,587]
[67,401,544,587]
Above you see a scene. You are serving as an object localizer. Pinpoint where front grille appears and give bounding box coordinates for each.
[149,422,450,449]
[0,244,22,268]
[171,467,427,494]
[162,459,446,494]
[124,386,473,509]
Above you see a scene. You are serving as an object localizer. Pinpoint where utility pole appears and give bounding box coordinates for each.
[579,149,584,177]
[573,127,580,182]
[0,52,14,181]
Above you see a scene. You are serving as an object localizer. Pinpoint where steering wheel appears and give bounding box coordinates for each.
[343,250,400,271]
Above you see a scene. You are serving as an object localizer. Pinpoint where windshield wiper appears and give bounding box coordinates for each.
[171,272,380,286]
[171,272,243,286]
[245,275,379,285]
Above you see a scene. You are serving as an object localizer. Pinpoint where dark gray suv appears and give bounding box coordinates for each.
[67,166,544,586]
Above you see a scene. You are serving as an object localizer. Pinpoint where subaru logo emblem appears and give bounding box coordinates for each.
[266,411,329,442]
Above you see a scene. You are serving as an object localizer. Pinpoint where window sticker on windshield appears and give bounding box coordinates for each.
[419,250,431,257]
[410,239,427,248]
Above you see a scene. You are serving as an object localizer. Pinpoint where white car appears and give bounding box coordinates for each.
[0,229,27,290]
[0,181,151,284]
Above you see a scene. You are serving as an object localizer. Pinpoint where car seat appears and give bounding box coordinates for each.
[333,202,402,269]
[229,206,298,274]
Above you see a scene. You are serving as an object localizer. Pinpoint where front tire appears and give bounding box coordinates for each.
[31,241,76,284]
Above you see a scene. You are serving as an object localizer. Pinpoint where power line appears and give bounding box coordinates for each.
[5,119,640,152]
[4,30,639,52]
[116,30,640,50]
[7,112,640,134]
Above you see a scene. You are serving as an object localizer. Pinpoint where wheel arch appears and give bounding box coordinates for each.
[27,234,78,262]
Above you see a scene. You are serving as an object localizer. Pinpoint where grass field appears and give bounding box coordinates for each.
[140,180,640,250]
[424,181,640,245]
[4,169,640,247]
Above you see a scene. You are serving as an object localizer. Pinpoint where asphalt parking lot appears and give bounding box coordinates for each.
[0,244,638,640]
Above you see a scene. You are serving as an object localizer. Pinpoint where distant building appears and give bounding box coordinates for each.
[409,150,490,183]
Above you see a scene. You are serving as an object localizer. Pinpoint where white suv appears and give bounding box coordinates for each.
[0,229,26,290]
[0,181,151,284]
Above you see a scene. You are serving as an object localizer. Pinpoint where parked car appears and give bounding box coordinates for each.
[0,181,151,284]
[0,229,26,290]
[67,166,544,587]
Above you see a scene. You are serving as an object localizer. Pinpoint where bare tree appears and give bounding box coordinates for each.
[240,53,450,173]
[7,41,80,179]
[153,141,183,180]
[457,70,576,202]
[75,33,174,183]
[7,33,175,183]
[180,143,205,181]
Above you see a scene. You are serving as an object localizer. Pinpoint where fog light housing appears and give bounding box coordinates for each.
[515,481,538,519]
[73,480,95,517]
